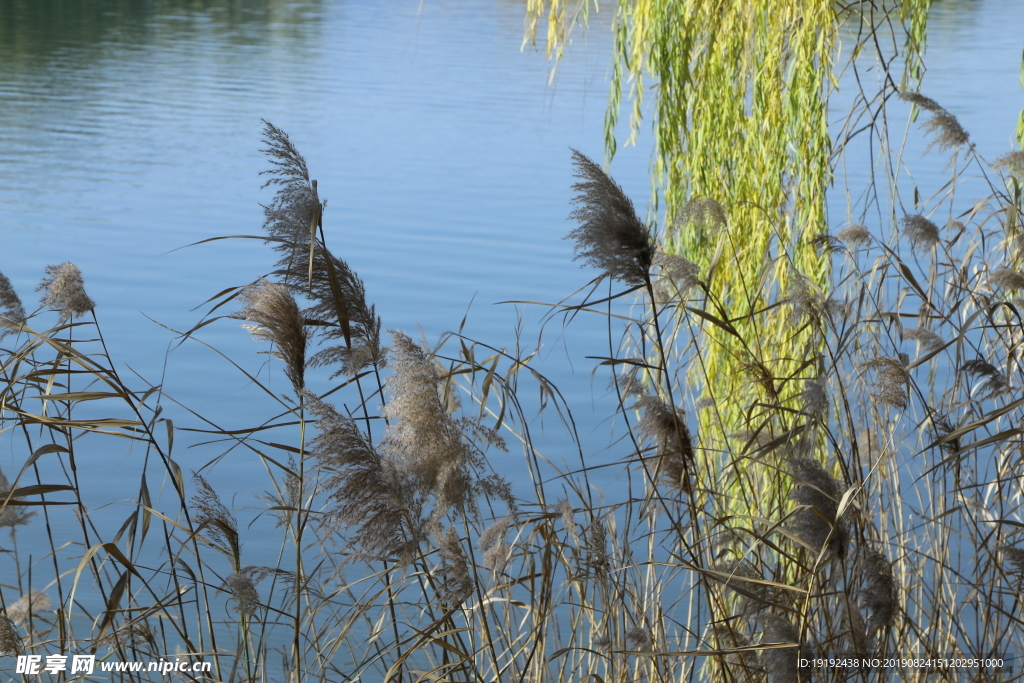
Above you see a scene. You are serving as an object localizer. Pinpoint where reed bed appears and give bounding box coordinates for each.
[1,96,1024,683]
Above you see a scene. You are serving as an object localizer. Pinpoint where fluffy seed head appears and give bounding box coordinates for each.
[625,626,652,651]
[898,92,970,151]
[479,516,512,573]
[989,268,1024,291]
[1001,545,1024,589]
[904,327,944,351]
[993,151,1024,176]
[695,396,716,411]
[654,251,701,298]
[224,570,260,617]
[0,468,35,530]
[760,616,807,683]
[383,331,511,529]
[259,120,322,273]
[37,262,94,322]
[677,197,727,230]
[0,271,26,338]
[567,149,654,286]
[837,224,872,247]
[860,549,897,634]
[5,590,51,627]
[863,357,910,409]
[787,274,830,324]
[960,358,1010,399]
[0,615,22,656]
[897,91,944,113]
[556,499,578,544]
[635,395,694,493]
[808,234,847,255]
[436,527,474,608]
[237,278,308,394]
[900,214,941,250]
[100,622,156,651]
[712,624,758,675]
[579,518,611,580]
[713,560,779,617]
[922,110,970,152]
[845,600,872,656]
[788,457,848,560]
[305,391,423,566]
[259,122,382,377]
[190,474,240,564]
[800,380,828,419]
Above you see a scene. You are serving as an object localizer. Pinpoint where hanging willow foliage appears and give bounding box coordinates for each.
[526,0,934,632]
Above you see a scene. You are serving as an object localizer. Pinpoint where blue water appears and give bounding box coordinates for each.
[0,0,1022,670]
[0,1,654,511]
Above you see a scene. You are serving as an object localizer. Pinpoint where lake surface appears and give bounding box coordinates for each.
[0,0,1022,634]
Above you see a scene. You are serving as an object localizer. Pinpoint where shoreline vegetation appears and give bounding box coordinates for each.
[2,4,1024,681]
[1,102,1024,681]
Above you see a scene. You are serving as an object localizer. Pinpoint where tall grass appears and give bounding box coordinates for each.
[1,101,1024,683]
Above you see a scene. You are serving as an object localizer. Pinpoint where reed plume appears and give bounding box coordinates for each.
[625,626,652,651]
[1001,545,1024,590]
[787,274,829,324]
[567,149,654,286]
[190,474,241,565]
[898,91,970,151]
[478,516,512,573]
[901,214,941,250]
[259,121,382,368]
[259,120,322,277]
[5,590,51,628]
[37,262,94,322]
[0,270,25,337]
[960,358,1009,399]
[863,357,910,409]
[808,233,847,255]
[677,197,727,230]
[860,549,897,635]
[578,518,610,580]
[903,327,944,351]
[0,615,22,656]
[844,600,872,656]
[297,245,382,377]
[0,468,35,531]
[788,456,848,560]
[237,278,309,394]
[759,616,806,683]
[800,380,828,420]
[993,151,1024,176]
[896,91,944,113]
[837,224,872,246]
[988,267,1024,291]
[224,570,261,617]
[436,527,474,608]
[556,498,578,544]
[304,391,423,566]
[714,560,777,618]
[635,395,694,493]
[382,331,512,527]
